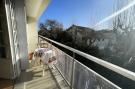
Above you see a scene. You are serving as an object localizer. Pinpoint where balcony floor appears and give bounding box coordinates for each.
[14,65,70,89]
[0,78,13,89]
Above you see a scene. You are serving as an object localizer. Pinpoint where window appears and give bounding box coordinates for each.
[0,23,6,58]
[0,29,4,45]
[0,1,6,58]
[0,47,6,58]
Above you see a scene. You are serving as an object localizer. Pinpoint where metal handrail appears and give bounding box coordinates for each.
[39,35,135,81]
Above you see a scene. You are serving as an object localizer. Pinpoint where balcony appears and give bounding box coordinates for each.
[14,35,135,89]
[1,0,135,89]
[14,65,69,89]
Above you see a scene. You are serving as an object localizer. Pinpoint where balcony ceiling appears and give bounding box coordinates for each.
[25,0,50,22]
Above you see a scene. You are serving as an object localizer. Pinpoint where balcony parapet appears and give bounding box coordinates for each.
[38,35,135,89]
[39,35,135,81]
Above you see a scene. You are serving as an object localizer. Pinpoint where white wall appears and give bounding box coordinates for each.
[26,21,38,53]
[25,0,50,54]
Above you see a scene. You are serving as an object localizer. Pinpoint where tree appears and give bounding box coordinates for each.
[44,19,63,31]
[38,23,50,37]
[38,19,64,39]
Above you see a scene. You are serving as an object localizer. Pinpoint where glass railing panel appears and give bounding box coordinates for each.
[93,1,135,73]
[52,45,73,84]
[73,60,121,89]
[39,36,123,89]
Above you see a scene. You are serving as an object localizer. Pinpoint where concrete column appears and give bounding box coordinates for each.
[26,18,38,53]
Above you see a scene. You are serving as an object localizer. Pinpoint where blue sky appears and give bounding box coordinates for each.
[38,0,115,29]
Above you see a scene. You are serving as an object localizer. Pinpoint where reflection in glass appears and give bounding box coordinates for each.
[0,32,4,45]
[0,47,6,58]
[0,24,2,31]
[91,0,135,72]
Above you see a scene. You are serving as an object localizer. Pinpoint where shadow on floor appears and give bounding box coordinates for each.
[0,78,13,89]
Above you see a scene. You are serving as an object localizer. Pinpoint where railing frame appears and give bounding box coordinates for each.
[39,35,123,89]
[38,35,135,82]
[71,52,75,89]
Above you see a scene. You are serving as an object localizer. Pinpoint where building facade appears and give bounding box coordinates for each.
[0,0,50,79]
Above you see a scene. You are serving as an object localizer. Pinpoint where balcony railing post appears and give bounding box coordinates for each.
[39,37,42,48]
[50,41,53,49]
[71,52,75,89]
[38,36,39,44]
